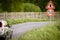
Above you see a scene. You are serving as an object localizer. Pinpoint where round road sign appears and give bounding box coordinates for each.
[46,9,54,16]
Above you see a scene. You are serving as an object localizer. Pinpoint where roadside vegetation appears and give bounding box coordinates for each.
[17,21,60,40]
[5,18,49,25]
[0,0,59,12]
[11,3,41,12]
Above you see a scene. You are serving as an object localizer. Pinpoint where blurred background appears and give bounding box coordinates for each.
[0,0,60,12]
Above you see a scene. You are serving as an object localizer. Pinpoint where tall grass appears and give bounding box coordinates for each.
[18,24,60,40]
[55,19,60,30]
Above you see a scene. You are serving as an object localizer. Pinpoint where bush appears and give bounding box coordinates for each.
[0,3,3,12]
[11,3,24,12]
[11,3,41,12]
[23,3,41,12]
[0,9,2,12]
[18,24,60,40]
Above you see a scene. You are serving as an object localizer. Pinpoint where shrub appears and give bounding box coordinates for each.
[11,3,24,12]
[0,9,2,12]
[23,3,41,12]
[11,3,41,12]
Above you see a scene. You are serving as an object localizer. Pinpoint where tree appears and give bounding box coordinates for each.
[24,0,60,11]
[0,0,60,12]
[23,0,49,11]
[1,0,12,12]
[53,0,60,11]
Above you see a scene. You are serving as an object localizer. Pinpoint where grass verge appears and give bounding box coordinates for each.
[17,23,60,40]
[5,18,49,25]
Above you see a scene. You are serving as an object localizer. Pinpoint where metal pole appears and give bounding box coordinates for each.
[50,16,51,24]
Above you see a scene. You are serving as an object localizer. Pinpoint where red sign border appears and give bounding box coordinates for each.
[46,1,55,9]
[46,9,54,16]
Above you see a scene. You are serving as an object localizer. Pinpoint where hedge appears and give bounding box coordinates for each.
[11,3,41,12]
[23,3,41,12]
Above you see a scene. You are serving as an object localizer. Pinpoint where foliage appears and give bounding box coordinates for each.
[11,3,41,12]
[0,0,60,12]
[24,0,60,11]
[5,18,49,25]
[23,3,41,12]
[11,3,24,12]
[0,3,2,12]
[1,0,12,12]
[55,20,60,30]
[18,24,60,40]
[53,0,60,11]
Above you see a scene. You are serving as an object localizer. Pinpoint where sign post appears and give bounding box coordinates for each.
[50,16,51,23]
[46,0,55,24]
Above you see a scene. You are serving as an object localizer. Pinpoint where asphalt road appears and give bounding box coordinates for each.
[11,22,49,38]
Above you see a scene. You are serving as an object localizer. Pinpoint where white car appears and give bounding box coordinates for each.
[0,20,13,40]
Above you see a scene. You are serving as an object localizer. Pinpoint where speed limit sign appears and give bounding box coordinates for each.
[46,9,54,16]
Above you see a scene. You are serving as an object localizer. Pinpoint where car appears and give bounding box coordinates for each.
[0,20,13,40]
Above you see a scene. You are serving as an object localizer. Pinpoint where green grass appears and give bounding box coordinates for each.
[55,20,60,30]
[17,23,60,40]
[5,18,49,25]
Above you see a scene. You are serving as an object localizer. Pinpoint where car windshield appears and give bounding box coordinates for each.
[0,22,2,27]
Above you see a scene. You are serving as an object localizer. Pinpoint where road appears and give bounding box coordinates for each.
[11,22,49,38]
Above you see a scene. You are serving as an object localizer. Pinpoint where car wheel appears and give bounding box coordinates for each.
[5,32,10,40]
[10,32,12,39]
[5,36,9,40]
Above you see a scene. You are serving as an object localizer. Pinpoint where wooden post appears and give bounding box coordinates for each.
[4,12,7,20]
[14,12,16,19]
